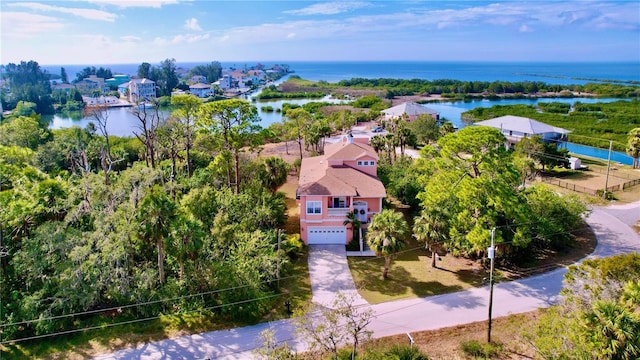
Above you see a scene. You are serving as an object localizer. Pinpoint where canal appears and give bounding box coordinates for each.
[47,96,633,164]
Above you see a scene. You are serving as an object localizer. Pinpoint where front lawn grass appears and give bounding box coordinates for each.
[349,219,597,304]
[348,238,488,304]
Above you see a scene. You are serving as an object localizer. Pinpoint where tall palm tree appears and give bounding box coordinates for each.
[413,209,448,268]
[343,211,363,251]
[137,185,176,285]
[367,209,409,279]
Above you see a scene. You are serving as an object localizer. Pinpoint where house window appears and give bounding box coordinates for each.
[357,161,363,166]
[306,201,322,214]
[357,160,375,166]
[332,197,346,208]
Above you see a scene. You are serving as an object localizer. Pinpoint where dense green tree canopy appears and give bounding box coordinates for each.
[188,62,222,83]
[531,253,640,360]
[1,60,53,114]
[414,126,586,259]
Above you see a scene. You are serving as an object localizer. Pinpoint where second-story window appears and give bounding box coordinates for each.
[306,201,322,214]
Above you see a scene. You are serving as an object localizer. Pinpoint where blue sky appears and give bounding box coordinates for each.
[1,0,639,65]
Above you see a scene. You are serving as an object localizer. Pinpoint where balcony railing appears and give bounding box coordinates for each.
[327,208,351,217]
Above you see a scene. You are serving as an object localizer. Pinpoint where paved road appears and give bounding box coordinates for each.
[94,202,640,359]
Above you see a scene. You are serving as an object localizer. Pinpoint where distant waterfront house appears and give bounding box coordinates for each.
[297,136,386,245]
[125,78,156,103]
[216,74,235,90]
[83,95,119,106]
[189,83,212,98]
[382,102,439,122]
[475,115,570,148]
[105,74,130,89]
[189,75,207,84]
[247,70,267,84]
[75,75,108,95]
[53,83,75,93]
[117,82,129,98]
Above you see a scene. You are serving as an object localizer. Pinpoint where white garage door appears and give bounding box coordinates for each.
[307,226,347,245]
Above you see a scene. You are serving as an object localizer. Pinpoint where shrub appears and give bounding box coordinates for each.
[384,344,430,359]
[283,234,305,259]
[460,340,503,358]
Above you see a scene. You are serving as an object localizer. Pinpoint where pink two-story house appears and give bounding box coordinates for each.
[297,136,386,245]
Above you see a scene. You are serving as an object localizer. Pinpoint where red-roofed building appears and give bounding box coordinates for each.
[297,136,386,245]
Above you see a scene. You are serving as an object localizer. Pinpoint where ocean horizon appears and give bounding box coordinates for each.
[40,61,640,85]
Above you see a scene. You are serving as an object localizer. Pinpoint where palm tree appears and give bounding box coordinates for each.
[367,209,409,279]
[369,135,386,154]
[343,211,363,251]
[262,156,289,193]
[137,185,176,285]
[626,128,640,169]
[413,210,448,268]
[582,300,640,360]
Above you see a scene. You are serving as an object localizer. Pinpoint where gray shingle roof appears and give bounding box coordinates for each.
[475,115,569,135]
[381,102,438,118]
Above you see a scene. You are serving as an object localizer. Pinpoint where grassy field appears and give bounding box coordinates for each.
[540,155,640,205]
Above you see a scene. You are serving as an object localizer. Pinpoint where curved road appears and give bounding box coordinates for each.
[94,202,640,359]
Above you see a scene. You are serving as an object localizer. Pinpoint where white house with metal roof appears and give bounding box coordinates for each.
[381,101,439,122]
[189,83,212,98]
[475,115,569,148]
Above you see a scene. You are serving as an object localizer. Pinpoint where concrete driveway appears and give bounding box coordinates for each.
[308,245,368,308]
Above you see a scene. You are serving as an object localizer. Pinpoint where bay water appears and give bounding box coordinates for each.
[46,61,638,164]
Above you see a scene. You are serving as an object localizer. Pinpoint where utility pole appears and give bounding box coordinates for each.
[603,140,613,199]
[487,227,496,343]
[0,223,7,358]
[276,229,282,290]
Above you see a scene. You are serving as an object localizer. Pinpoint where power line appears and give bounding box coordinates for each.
[0,271,308,329]
[1,289,306,345]
[1,210,601,344]
[3,220,597,348]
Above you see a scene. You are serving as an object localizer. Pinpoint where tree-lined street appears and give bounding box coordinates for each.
[94,201,640,359]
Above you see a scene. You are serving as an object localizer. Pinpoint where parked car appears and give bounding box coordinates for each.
[371,126,384,133]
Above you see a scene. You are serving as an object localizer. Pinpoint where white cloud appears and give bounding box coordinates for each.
[121,35,142,42]
[87,0,180,8]
[7,2,117,21]
[1,11,65,38]
[184,17,202,31]
[285,1,371,15]
[154,33,210,46]
[213,1,638,48]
